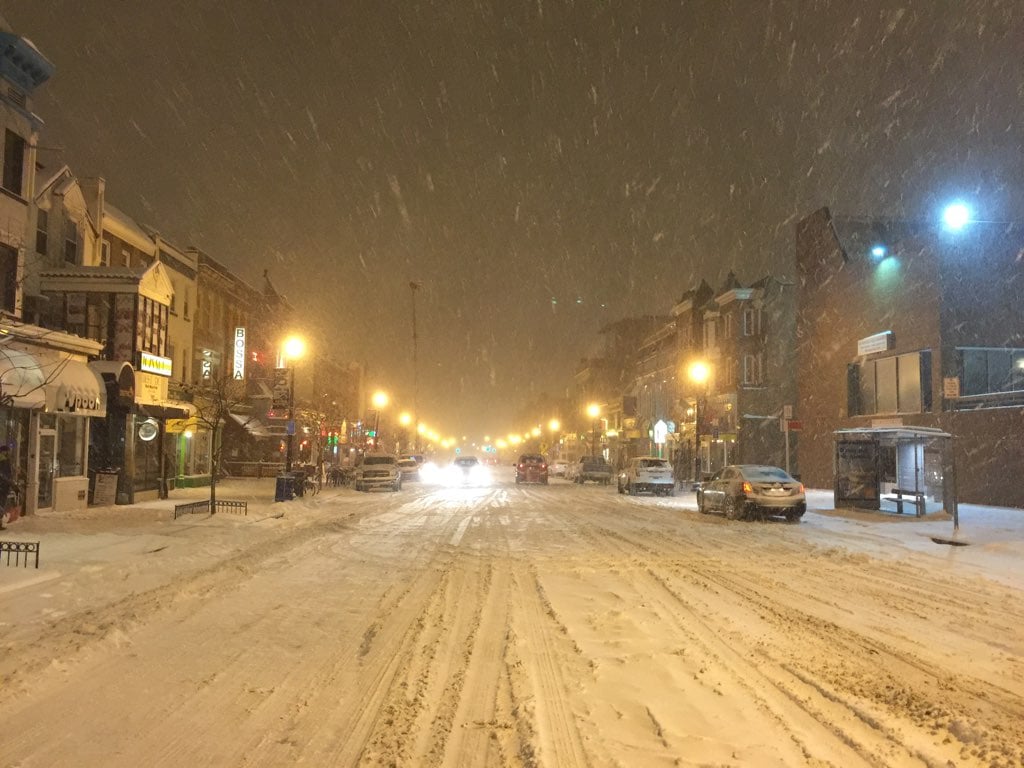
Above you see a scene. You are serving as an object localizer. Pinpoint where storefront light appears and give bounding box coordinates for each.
[184,430,193,439]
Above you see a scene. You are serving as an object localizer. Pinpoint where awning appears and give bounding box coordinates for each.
[229,413,285,439]
[47,358,106,417]
[0,347,48,408]
[0,347,106,416]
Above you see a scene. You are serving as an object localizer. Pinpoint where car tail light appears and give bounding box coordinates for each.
[518,464,525,469]
[741,481,754,495]
[798,483,805,493]
[540,463,547,470]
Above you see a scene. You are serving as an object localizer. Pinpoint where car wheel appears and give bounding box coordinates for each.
[724,495,745,520]
[697,493,707,513]
[628,483,637,497]
[617,483,624,494]
[667,486,676,497]
[542,478,548,485]
[785,509,803,523]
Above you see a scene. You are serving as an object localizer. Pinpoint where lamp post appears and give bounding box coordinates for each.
[282,335,306,473]
[371,390,389,450]
[688,361,710,484]
[586,403,601,457]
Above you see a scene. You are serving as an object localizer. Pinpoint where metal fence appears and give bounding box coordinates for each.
[173,499,249,519]
[222,461,285,478]
[1,540,40,569]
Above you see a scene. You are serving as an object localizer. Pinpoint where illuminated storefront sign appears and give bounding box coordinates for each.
[139,351,173,377]
[233,327,246,380]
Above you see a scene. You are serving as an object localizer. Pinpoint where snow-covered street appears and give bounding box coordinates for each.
[1,478,1022,767]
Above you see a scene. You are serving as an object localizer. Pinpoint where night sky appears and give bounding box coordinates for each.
[4,1,1021,437]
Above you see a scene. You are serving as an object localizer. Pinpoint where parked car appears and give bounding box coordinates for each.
[515,453,549,484]
[354,453,402,492]
[397,458,421,482]
[549,459,570,478]
[618,456,675,496]
[697,464,805,522]
[574,456,612,485]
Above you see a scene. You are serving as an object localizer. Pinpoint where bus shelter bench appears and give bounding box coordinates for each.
[883,488,926,517]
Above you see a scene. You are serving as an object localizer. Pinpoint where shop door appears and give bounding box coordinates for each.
[38,429,56,510]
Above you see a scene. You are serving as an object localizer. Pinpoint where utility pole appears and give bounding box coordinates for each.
[410,281,422,452]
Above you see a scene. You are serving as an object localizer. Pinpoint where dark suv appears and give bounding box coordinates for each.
[515,454,549,484]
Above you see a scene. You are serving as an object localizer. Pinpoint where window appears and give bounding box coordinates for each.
[122,248,131,267]
[100,240,111,267]
[742,307,761,336]
[742,353,763,386]
[169,281,177,313]
[849,351,932,415]
[57,415,87,477]
[64,218,78,264]
[0,243,17,312]
[959,347,1024,396]
[2,130,26,196]
[723,314,734,339]
[184,290,190,320]
[36,209,48,255]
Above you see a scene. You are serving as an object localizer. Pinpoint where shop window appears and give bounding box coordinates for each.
[100,239,111,267]
[2,129,25,197]
[57,415,87,477]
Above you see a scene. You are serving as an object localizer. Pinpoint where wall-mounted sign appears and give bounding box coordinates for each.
[139,351,173,377]
[272,368,291,410]
[233,327,246,380]
[201,359,212,379]
[857,331,894,356]
[653,419,668,445]
[943,377,961,399]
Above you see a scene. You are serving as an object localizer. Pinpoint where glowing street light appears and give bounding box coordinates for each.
[281,335,306,474]
[942,201,972,231]
[586,403,601,457]
[548,418,561,433]
[688,361,711,483]
[370,390,389,449]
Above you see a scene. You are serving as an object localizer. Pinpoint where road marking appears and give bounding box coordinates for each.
[450,516,473,546]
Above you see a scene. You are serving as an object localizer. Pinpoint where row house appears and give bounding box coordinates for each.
[0,25,111,516]
[591,273,795,481]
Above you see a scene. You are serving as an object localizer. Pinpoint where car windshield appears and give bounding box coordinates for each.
[363,456,395,465]
[742,466,795,482]
[519,455,544,463]
[454,457,478,467]
[398,460,418,468]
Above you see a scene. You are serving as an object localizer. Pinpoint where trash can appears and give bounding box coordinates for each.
[275,473,294,502]
[292,469,306,497]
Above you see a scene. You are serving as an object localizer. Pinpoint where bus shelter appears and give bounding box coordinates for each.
[834,427,957,520]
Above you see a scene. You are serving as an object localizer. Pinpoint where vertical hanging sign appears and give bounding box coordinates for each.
[233,327,246,380]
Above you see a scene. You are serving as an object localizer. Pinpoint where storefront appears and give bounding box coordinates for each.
[89,360,193,504]
[0,326,106,515]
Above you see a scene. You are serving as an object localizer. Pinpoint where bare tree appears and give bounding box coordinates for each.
[187,373,250,511]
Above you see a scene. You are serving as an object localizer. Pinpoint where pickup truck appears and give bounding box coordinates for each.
[573,456,613,485]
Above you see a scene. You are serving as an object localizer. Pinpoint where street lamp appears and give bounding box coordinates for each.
[688,361,711,483]
[942,201,972,231]
[586,403,601,457]
[371,390,389,449]
[282,335,306,473]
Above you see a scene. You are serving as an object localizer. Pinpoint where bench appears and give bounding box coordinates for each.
[883,488,926,517]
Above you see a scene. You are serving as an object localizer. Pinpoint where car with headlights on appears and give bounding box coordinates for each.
[618,456,675,496]
[515,453,548,484]
[697,464,805,522]
[354,453,402,492]
[443,455,491,486]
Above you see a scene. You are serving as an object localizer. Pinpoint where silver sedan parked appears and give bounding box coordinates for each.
[697,464,806,522]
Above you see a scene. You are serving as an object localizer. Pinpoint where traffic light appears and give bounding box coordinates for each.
[366,429,377,438]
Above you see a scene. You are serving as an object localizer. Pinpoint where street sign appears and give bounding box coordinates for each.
[787,420,803,432]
